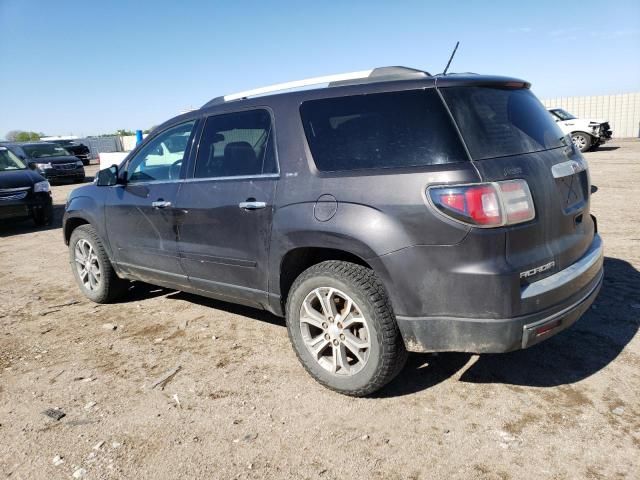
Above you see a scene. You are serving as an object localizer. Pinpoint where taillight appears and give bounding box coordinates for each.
[428,180,535,227]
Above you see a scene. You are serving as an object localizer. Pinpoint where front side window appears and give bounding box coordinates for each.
[440,87,567,160]
[299,89,468,172]
[22,144,70,158]
[0,147,27,171]
[127,121,196,182]
[194,109,277,179]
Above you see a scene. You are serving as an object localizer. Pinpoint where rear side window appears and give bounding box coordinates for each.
[300,89,467,172]
[194,109,277,178]
[440,87,567,160]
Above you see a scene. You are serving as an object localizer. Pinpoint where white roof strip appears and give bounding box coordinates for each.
[223,69,374,101]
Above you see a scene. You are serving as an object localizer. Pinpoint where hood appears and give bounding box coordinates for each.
[0,169,45,189]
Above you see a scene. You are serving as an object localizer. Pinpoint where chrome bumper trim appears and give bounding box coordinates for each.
[521,234,603,299]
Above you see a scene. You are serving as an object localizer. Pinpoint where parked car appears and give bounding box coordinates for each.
[0,146,52,226]
[548,108,613,152]
[63,67,603,396]
[4,142,85,183]
[48,139,92,165]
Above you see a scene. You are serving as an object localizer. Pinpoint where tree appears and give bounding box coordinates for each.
[5,130,43,142]
[115,129,135,136]
[5,130,21,141]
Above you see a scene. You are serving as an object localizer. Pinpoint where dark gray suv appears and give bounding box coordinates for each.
[63,67,603,396]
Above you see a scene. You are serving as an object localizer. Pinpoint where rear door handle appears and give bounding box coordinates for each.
[239,201,266,210]
[152,200,172,209]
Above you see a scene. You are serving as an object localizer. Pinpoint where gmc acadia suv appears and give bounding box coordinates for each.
[63,67,603,396]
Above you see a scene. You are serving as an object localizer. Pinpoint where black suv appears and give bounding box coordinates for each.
[48,139,92,165]
[5,142,86,183]
[0,146,53,225]
[63,67,603,396]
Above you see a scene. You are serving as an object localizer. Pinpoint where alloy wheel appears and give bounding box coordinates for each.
[299,287,371,376]
[74,239,101,291]
[572,134,587,150]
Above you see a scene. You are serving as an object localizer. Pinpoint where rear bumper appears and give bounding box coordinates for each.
[395,234,604,353]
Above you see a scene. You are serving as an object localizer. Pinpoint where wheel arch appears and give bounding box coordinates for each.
[279,247,372,304]
[64,216,91,245]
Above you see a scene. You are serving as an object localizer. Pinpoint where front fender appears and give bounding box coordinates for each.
[63,189,111,258]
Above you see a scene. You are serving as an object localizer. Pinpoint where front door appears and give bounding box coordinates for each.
[105,120,197,287]
[175,109,278,307]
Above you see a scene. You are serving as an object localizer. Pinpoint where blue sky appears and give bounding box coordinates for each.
[1,0,639,137]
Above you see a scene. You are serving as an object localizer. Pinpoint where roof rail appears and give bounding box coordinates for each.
[202,66,430,108]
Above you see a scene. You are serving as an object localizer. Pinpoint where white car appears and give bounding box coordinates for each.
[548,108,613,152]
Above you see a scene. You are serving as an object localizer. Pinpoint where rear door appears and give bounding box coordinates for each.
[440,86,595,281]
[105,120,197,287]
[175,109,278,307]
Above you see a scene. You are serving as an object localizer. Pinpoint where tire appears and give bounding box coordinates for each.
[286,261,407,396]
[69,224,128,303]
[32,205,52,226]
[571,132,592,153]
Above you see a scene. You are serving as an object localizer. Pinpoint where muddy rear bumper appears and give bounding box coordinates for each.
[396,235,604,353]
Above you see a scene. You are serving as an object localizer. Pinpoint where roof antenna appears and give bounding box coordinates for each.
[442,41,460,75]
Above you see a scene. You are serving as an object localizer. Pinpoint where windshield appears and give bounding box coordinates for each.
[0,148,27,171]
[440,87,567,160]
[551,108,576,121]
[23,143,71,158]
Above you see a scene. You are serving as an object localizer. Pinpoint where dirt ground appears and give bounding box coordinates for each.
[1,142,639,480]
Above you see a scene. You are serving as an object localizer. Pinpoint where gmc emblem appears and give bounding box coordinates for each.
[520,261,556,279]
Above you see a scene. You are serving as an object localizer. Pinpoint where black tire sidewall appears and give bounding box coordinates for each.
[286,270,386,394]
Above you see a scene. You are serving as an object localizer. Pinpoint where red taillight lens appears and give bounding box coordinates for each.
[428,180,535,227]
[464,185,501,225]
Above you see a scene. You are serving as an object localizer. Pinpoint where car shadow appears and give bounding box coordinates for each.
[165,290,285,328]
[592,146,619,152]
[0,203,65,237]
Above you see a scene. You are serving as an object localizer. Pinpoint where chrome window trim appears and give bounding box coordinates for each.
[521,234,603,299]
[183,173,279,183]
[122,173,280,187]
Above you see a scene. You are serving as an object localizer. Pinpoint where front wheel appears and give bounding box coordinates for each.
[286,261,407,396]
[571,132,592,152]
[32,204,53,226]
[69,224,128,303]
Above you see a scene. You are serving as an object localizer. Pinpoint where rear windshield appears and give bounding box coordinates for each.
[300,89,467,172]
[440,87,567,160]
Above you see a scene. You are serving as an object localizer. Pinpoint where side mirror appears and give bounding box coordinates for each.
[96,164,120,186]
[28,162,36,170]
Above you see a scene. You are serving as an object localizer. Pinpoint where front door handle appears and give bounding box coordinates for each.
[239,201,266,210]
[152,200,172,209]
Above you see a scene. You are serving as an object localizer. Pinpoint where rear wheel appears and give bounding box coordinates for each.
[286,261,407,396]
[69,224,128,303]
[571,132,592,152]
